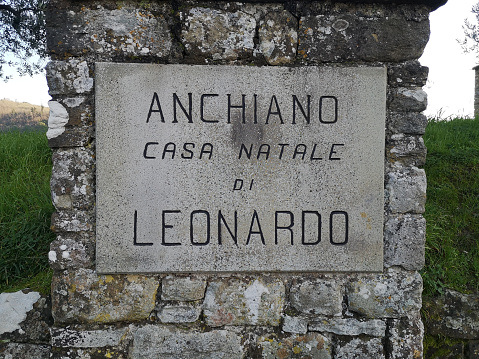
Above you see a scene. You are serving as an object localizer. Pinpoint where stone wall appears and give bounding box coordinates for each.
[1,1,443,358]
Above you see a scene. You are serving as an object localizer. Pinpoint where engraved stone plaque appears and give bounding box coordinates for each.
[95,63,386,273]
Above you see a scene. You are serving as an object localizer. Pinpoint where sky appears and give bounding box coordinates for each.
[0,0,477,118]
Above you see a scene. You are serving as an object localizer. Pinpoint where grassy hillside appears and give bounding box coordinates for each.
[0,99,49,131]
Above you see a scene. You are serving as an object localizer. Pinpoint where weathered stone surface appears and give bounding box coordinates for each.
[388,314,424,359]
[259,333,332,359]
[384,214,426,270]
[298,5,429,63]
[309,318,386,337]
[0,343,50,359]
[386,166,427,214]
[258,10,297,65]
[181,8,256,62]
[50,147,95,211]
[388,61,429,87]
[51,327,130,348]
[388,112,428,135]
[49,233,95,270]
[51,269,158,324]
[335,337,385,359]
[203,277,285,327]
[50,210,94,233]
[387,134,427,167]
[389,87,428,112]
[161,276,207,301]
[347,268,422,318]
[47,3,173,60]
[50,347,128,359]
[424,290,479,339]
[290,278,343,316]
[130,325,243,359]
[0,291,51,343]
[282,315,308,334]
[468,341,479,358]
[47,101,68,140]
[46,60,93,96]
[158,303,201,323]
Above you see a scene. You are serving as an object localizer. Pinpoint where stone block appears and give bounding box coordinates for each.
[384,214,426,270]
[468,341,479,358]
[388,61,429,87]
[47,3,173,60]
[50,347,128,359]
[386,166,427,214]
[387,314,424,359]
[203,277,285,327]
[0,343,50,359]
[389,87,428,112]
[387,134,427,167]
[161,276,207,301]
[181,7,256,62]
[46,60,93,96]
[49,233,95,270]
[298,5,429,63]
[388,112,428,135]
[130,325,243,359]
[347,268,422,318]
[51,269,158,324]
[51,327,130,348]
[258,10,297,65]
[157,303,201,323]
[308,318,386,337]
[282,315,308,334]
[335,337,385,359]
[259,333,332,359]
[50,210,95,233]
[290,278,344,316]
[0,291,52,343]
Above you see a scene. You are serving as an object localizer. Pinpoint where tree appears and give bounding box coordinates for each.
[462,3,479,56]
[0,0,47,81]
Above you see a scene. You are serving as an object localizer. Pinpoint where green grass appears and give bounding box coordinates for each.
[421,117,479,296]
[0,129,54,294]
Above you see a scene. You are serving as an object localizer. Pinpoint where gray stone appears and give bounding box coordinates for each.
[95,64,386,273]
[386,166,427,214]
[290,278,343,316]
[51,210,94,233]
[335,337,385,359]
[388,61,429,88]
[158,303,201,323]
[0,291,41,335]
[51,269,158,324]
[259,333,332,359]
[308,318,386,337]
[384,214,426,270]
[387,134,427,167]
[388,112,428,135]
[424,290,479,339]
[258,10,297,65]
[181,8,256,62]
[347,268,422,318]
[203,277,285,327]
[49,233,95,270]
[0,343,50,359]
[468,341,479,359]
[388,314,424,359]
[282,315,308,334]
[161,276,207,301]
[130,325,243,359]
[51,327,130,348]
[389,87,428,112]
[46,60,93,96]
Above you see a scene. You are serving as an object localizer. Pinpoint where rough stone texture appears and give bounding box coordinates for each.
[130,325,243,359]
[49,233,95,270]
[308,318,386,337]
[258,10,297,65]
[298,5,430,63]
[181,7,256,62]
[290,278,343,316]
[161,276,207,301]
[0,291,41,335]
[46,60,93,96]
[259,333,332,359]
[386,166,427,214]
[347,268,422,318]
[282,315,308,334]
[388,112,428,135]
[0,343,50,359]
[51,327,130,348]
[203,277,285,327]
[335,337,385,359]
[50,210,94,233]
[157,303,201,323]
[51,269,158,324]
[388,314,424,359]
[389,87,428,112]
[387,134,427,167]
[388,61,429,88]
[384,214,426,270]
[424,290,479,339]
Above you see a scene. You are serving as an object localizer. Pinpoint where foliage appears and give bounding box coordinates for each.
[0,0,48,80]
[421,117,479,296]
[0,129,54,294]
[0,99,49,130]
